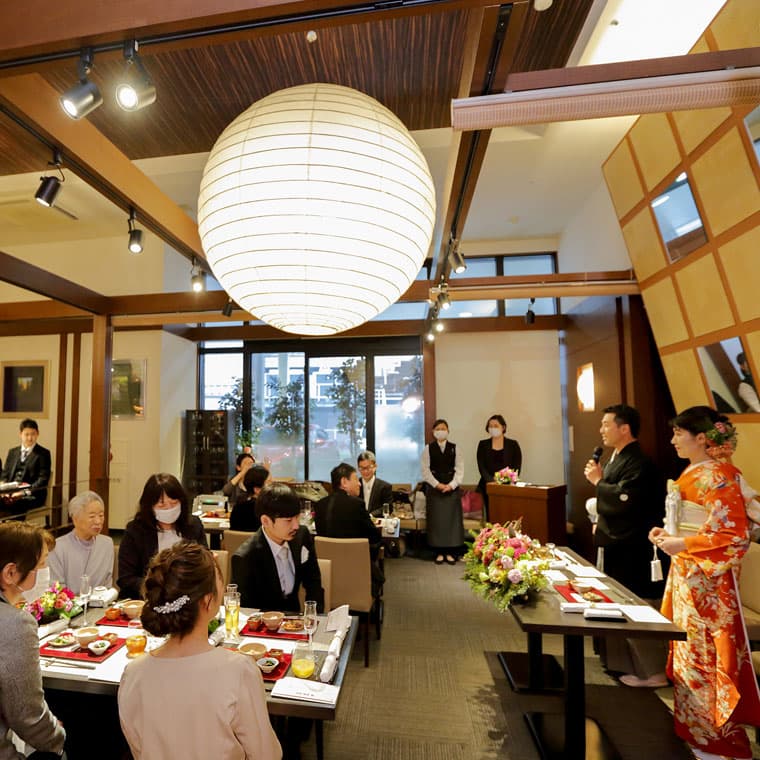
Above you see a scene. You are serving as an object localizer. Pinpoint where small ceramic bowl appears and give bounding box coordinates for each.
[262,611,284,631]
[257,657,279,674]
[104,607,122,621]
[122,601,145,620]
[88,639,110,656]
[238,641,267,659]
[74,627,100,647]
[267,648,284,661]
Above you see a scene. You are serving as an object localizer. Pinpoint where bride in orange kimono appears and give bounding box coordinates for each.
[650,405,760,760]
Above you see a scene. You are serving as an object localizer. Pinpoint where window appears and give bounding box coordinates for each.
[651,173,707,262]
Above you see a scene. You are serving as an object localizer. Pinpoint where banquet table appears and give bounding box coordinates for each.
[40,608,358,759]
[507,546,685,760]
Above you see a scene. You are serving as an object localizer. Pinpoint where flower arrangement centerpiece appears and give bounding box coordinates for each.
[23,582,80,624]
[705,419,738,461]
[463,520,550,611]
[493,466,519,486]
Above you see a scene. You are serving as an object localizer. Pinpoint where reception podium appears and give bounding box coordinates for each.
[486,483,567,544]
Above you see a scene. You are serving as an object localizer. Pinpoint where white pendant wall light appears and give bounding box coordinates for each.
[197,83,436,336]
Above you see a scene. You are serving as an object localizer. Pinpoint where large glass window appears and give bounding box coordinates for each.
[502,253,557,316]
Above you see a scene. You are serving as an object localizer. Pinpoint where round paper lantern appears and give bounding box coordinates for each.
[197,83,437,336]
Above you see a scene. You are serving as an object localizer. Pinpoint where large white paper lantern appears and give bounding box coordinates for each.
[198,83,436,335]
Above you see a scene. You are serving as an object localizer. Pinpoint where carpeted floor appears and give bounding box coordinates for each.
[304,554,759,760]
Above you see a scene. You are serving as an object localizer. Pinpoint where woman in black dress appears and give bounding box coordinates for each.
[476,414,522,522]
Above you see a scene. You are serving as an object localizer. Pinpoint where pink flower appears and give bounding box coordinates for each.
[507,569,522,584]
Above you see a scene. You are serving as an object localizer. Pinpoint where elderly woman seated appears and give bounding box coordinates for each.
[48,491,114,590]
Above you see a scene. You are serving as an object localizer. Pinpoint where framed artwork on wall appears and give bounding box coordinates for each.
[111,359,146,419]
[0,361,49,418]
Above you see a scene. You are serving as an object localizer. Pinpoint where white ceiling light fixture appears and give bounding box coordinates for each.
[534,0,553,10]
[197,83,436,336]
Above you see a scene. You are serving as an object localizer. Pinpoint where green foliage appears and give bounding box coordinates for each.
[266,377,305,439]
[326,358,366,456]
[218,377,262,449]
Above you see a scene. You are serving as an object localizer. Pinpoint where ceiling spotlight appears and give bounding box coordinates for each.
[60,48,102,119]
[425,331,435,343]
[525,297,536,325]
[222,299,234,317]
[448,246,466,275]
[534,0,553,10]
[127,208,143,254]
[191,261,205,293]
[439,290,451,310]
[434,320,444,333]
[34,150,64,207]
[116,40,156,112]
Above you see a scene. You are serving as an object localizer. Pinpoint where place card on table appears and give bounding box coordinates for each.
[543,569,568,582]
[619,604,672,624]
[567,564,606,578]
[271,677,339,705]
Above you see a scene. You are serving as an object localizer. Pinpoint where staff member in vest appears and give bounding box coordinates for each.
[0,418,51,515]
[421,419,464,565]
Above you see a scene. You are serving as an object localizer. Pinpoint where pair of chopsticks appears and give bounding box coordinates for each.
[41,657,97,670]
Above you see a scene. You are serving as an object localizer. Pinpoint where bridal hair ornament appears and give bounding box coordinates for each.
[154,595,190,614]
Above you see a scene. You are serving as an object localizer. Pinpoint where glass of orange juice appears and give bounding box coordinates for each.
[291,642,316,679]
[125,619,147,658]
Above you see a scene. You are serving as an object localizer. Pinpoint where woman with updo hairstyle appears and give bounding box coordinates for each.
[117,473,207,600]
[118,542,281,760]
[649,406,760,759]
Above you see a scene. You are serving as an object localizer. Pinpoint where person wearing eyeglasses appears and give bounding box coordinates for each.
[356,451,393,517]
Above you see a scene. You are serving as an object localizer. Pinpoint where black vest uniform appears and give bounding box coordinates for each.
[429,441,457,488]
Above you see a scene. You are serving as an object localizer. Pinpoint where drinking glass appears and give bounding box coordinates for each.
[126,619,147,658]
[79,575,91,626]
[382,502,391,519]
[303,600,318,646]
[224,591,241,641]
[226,584,238,595]
[291,642,316,679]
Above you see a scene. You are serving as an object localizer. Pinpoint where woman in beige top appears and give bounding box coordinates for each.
[118,542,281,760]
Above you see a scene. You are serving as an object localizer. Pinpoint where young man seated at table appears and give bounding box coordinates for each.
[0,418,51,516]
[231,482,324,613]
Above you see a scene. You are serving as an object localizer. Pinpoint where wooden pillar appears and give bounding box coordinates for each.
[422,338,436,434]
[89,315,112,526]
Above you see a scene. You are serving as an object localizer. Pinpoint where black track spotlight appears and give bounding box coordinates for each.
[115,40,156,112]
[34,151,64,207]
[222,299,234,317]
[525,297,536,325]
[127,208,143,254]
[190,260,205,293]
[60,48,102,119]
[448,246,466,275]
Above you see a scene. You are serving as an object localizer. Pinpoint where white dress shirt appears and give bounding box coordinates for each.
[263,530,295,595]
[362,476,375,511]
[421,441,464,489]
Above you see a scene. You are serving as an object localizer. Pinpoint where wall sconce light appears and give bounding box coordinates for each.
[34,150,64,207]
[577,363,595,412]
[127,208,143,254]
[116,40,156,112]
[60,48,102,119]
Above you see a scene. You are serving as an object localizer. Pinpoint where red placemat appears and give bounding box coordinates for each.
[240,620,308,641]
[40,637,126,663]
[261,653,292,682]
[554,584,613,604]
[94,613,131,627]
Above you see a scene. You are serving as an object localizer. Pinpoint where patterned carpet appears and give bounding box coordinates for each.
[304,554,733,760]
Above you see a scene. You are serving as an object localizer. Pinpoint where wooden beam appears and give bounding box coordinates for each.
[68,333,81,503]
[89,316,112,516]
[107,290,232,315]
[112,310,252,327]
[52,333,67,515]
[443,282,640,300]
[0,319,92,336]
[0,250,108,313]
[0,300,89,320]
[0,74,205,264]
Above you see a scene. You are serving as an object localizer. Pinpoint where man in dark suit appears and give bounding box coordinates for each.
[0,418,51,513]
[357,450,393,516]
[231,482,323,613]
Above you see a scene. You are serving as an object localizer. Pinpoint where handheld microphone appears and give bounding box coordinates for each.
[592,446,603,464]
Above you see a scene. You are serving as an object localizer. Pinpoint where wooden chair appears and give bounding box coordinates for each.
[212,549,230,587]
[314,537,380,667]
[298,557,332,612]
[222,529,254,557]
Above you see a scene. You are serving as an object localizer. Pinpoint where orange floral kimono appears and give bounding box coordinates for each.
[661,459,760,758]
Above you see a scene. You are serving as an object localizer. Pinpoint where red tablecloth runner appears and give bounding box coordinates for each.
[240,621,308,641]
[40,637,127,663]
[94,614,131,627]
[553,584,613,604]
[261,653,292,682]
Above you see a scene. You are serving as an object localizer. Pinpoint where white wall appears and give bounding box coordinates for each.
[434,330,564,487]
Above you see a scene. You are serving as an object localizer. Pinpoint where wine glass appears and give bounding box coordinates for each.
[382,502,391,519]
[79,575,92,625]
[303,600,318,646]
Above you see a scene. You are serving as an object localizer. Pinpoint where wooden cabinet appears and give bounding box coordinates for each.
[182,410,235,499]
[486,483,567,544]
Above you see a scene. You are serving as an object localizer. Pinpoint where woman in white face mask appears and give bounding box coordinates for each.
[476,414,523,522]
[117,474,207,601]
[421,419,465,565]
[0,522,67,759]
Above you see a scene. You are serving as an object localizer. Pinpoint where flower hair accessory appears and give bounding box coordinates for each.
[154,595,190,614]
[705,419,738,460]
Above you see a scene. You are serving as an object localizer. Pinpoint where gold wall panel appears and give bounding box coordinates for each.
[640,277,690,347]
[674,254,734,336]
[628,113,682,191]
[732,419,760,486]
[671,108,732,154]
[661,350,710,410]
[602,139,644,219]
[621,207,667,281]
[718,227,760,322]
[689,36,710,54]
[691,128,760,236]
[710,0,760,50]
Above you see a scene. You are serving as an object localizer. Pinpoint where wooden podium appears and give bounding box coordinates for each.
[486,483,567,544]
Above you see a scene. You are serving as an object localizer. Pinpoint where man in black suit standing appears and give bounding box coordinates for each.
[231,482,323,613]
[357,450,393,516]
[0,418,51,514]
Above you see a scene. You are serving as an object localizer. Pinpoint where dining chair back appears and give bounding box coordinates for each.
[298,557,332,612]
[212,549,230,587]
[222,529,254,557]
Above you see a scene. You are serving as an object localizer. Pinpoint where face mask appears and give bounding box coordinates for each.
[489,427,503,438]
[433,430,448,441]
[21,566,50,602]
[154,505,182,525]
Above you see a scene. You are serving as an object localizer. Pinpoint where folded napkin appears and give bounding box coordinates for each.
[271,677,339,705]
[325,605,350,633]
[327,637,341,657]
[38,618,67,640]
[319,653,337,683]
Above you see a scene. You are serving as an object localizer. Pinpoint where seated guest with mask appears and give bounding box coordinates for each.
[357,451,393,516]
[229,464,270,532]
[231,483,323,613]
[48,491,114,590]
[0,418,52,515]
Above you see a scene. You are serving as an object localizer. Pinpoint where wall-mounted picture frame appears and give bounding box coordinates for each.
[0,361,50,418]
[111,359,146,420]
